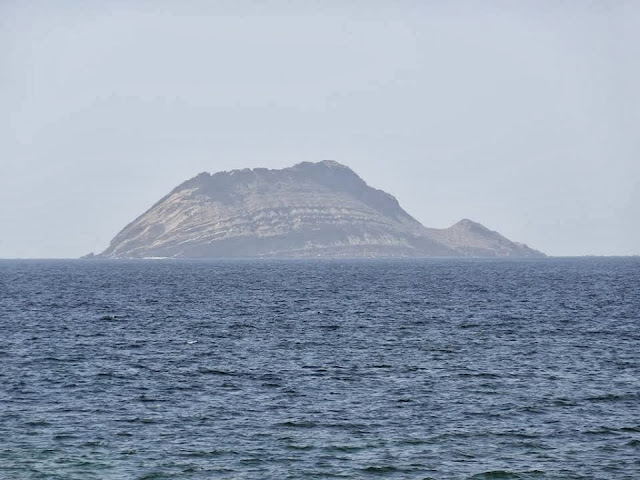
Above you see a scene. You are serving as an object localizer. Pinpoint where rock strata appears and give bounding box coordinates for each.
[97,161,545,258]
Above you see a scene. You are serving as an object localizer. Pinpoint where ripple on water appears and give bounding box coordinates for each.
[0,258,639,479]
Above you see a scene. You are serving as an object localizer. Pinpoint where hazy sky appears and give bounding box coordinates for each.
[1,1,638,257]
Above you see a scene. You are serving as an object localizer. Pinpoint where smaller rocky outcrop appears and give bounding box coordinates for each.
[425,219,544,257]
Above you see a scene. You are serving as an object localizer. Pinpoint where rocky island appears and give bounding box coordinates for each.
[96,161,544,258]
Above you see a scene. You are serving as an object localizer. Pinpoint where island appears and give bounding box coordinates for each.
[95,161,544,258]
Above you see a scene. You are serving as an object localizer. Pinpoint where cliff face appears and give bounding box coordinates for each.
[98,161,544,258]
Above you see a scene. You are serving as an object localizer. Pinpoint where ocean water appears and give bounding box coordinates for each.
[0,258,639,480]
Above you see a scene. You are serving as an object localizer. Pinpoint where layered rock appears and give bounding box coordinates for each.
[97,161,544,258]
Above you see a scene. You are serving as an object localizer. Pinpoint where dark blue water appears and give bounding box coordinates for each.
[1,258,639,479]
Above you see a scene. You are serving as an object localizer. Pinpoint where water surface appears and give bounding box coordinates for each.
[1,258,639,479]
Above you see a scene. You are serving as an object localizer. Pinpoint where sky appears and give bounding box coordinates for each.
[1,0,638,257]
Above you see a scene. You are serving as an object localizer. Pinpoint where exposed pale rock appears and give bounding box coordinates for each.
[97,161,544,258]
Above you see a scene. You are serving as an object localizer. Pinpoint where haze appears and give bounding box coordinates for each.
[1,1,638,258]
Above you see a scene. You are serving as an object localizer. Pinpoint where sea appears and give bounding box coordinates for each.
[0,257,639,480]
